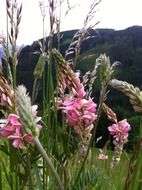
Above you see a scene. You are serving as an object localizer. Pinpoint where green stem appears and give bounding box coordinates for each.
[32,78,40,104]
[33,137,64,190]
[12,56,17,91]
[71,86,107,189]
[26,153,34,190]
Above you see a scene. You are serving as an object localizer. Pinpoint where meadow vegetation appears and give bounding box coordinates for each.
[0,0,142,190]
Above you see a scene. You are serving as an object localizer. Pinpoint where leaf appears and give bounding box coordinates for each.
[34,53,46,79]
[33,163,43,190]
[1,160,11,187]
[73,168,102,190]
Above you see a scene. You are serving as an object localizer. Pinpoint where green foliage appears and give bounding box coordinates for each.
[1,1,142,189]
[127,115,142,150]
[74,168,102,190]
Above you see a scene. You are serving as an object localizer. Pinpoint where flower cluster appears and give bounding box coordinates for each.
[0,105,41,149]
[53,49,97,138]
[57,73,97,138]
[58,95,97,137]
[108,119,131,168]
[108,119,131,142]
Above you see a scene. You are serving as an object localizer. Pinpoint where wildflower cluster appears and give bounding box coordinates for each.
[0,74,41,149]
[0,113,31,149]
[108,119,131,168]
[57,93,97,139]
[53,49,97,139]
[108,119,131,143]
[102,103,131,167]
[0,105,41,149]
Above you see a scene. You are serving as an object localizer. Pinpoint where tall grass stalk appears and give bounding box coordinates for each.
[72,54,113,189]
[124,137,142,190]
[33,137,64,190]
[1,0,142,190]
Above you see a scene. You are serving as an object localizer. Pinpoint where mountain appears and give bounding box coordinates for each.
[16,25,142,87]
[2,25,142,104]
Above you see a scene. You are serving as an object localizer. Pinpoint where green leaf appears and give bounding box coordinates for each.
[33,163,43,190]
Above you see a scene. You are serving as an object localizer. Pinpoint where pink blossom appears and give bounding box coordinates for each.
[98,153,108,160]
[57,67,97,137]
[57,95,97,137]
[108,119,131,142]
[0,114,32,148]
[0,105,41,148]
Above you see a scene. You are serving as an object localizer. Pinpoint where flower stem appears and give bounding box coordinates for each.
[33,137,64,190]
[71,86,107,189]
[26,153,34,190]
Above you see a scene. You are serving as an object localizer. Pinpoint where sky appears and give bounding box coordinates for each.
[0,0,142,45]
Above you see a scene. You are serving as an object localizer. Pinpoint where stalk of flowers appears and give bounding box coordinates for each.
[0,85,41,149]
[52,49,97,139]
[52,49,86,98]
[58,95,97,139]
[108,119,131,168]
[0,70,15,112]
[102,103,131,168]
[0,105,41,149]
[0,85,63,190]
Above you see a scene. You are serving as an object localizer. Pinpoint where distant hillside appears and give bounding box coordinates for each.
[16,26,142,89]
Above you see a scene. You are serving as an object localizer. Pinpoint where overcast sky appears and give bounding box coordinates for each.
[0,0,142,45]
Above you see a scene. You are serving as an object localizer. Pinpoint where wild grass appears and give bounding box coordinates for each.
[0,0,142,190]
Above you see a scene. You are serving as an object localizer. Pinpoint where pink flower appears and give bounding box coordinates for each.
[56,65,97,138]
[57,95,97,137]
[98,153,108,160]
[0,105,41,148]
[108,119,131,142]
[0,114,32,148]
